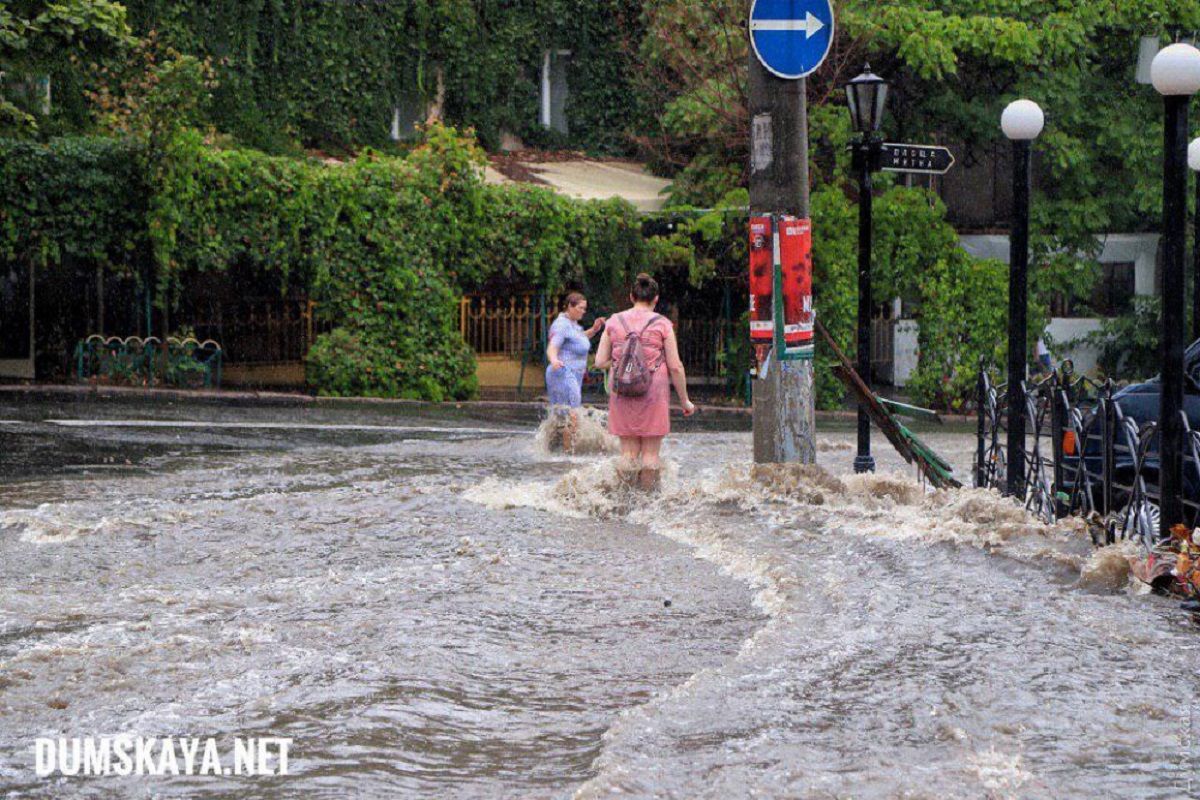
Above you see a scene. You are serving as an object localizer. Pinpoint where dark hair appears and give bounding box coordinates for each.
[631,273,659,302]
[563,291,586,310]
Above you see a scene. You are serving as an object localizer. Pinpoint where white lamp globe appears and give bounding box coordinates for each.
[1151,43,1200,96]
[1001,99,1045,141]
[1190,138,1200,172]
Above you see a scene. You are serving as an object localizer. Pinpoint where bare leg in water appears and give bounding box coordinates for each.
[618,436,642,485]
[618,436,663,490]
[638,436,663,490]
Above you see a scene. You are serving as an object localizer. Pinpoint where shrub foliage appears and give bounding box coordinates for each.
[0,125,646,399]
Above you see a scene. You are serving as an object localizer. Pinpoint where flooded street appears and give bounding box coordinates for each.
[1,400,1198,798]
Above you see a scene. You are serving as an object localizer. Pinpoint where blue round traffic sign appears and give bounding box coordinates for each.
[749,0,835,80]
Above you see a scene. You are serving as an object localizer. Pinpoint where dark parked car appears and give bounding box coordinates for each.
[1105,339,1200,430]
[1063,340,1200,511]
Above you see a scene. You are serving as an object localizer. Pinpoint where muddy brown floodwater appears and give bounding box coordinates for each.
[1,402,1198,799]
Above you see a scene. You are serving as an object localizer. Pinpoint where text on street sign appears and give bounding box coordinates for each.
[880,143,955,175]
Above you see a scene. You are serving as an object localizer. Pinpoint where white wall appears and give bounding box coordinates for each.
[953,232,1158,378]
[1045,317,1104,374]
[956,233,1158,290]
[882,234,1157,385]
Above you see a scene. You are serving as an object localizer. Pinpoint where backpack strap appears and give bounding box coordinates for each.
[638,313,663,335]
[614,312,665,370]
[636,314,665,372]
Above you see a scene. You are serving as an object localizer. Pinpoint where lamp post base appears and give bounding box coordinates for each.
[853,454,876,474]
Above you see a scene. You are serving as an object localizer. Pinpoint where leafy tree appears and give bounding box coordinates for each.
[637,0,1200,407]
[1077,296,1164,379]
[88,30,216,151]
[0,0,130,133]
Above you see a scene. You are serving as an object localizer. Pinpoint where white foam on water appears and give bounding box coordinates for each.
[969,747,1033,796]
[0,501,192,543]
[468,457,1088,629]
[1077,538,1143,592]
[533,406,620,457]
[463,452,1120,799]
[466,456,676,521]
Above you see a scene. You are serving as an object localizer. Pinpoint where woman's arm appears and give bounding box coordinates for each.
[585,317,606,339]
[547,319,566,370]
[594,329,613,370]
[663,328,696,415]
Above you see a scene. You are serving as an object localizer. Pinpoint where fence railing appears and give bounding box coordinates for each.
[675,317,729,380]
[74,335,223,388]
[459,294,547,357]
[976,366,1200,554]
[456,293,730,382]
[192,299,326,365]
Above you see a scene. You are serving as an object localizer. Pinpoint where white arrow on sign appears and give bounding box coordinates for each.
[749,12,825,38]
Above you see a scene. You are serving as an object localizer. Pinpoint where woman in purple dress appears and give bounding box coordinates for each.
[545,292,605,451]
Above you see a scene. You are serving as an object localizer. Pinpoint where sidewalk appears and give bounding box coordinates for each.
[0,383,973,426]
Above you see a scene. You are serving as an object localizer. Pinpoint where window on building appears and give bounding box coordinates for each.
[1,73,51,117]
[390,93,426,142]
[1050,261,1136,318]
[540,50,571,134]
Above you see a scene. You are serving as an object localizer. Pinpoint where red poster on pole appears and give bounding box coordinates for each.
[779,216,813,353]
[748,216,773,344]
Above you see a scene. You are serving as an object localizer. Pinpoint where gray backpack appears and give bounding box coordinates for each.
[612,313,663,397]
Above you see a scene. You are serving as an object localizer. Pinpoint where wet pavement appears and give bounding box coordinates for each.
[1,399,1197,798]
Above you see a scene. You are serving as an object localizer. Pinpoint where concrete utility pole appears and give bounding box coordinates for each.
[748,53,816,464]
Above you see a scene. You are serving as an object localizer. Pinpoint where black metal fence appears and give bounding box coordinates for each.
[976,366,1200,553]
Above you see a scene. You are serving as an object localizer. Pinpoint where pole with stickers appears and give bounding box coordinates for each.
[746,0,830,463]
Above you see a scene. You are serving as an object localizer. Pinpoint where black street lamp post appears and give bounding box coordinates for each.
[1000,99,1044,498]
[1194,142,1200,342]
[1192,136,1200,343]
[845,64,888,475]
[1190,165,1200,345]
[1152,43,1200,541]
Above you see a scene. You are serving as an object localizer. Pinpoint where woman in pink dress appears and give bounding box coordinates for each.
[594,273,696,490]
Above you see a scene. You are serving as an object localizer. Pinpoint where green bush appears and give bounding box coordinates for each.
[0,137,147,272]
[306,327,477,401]
[0,126,644,400]
[1075,296,1161,380]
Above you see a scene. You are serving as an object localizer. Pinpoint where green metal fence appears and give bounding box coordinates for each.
[74,335,223,389]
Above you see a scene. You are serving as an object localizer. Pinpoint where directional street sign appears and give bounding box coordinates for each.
[880,143,956,175]
[749,0,835,80]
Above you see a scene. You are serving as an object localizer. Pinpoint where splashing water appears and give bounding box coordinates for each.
[471,429,1195,799]
[2,411,1196,799]
[533,406,620,456]
[1077,538,1144,592]
[0,501,193,543]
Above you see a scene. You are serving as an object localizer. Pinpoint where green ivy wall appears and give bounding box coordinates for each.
[120,0,645,153]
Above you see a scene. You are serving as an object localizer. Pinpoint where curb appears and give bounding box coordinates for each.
[0,383,974,425]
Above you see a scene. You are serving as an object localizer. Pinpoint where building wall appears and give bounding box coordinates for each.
[886,233,1159,386]
[959,233,1158,377]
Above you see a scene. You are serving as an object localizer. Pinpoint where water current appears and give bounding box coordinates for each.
[1,401,1197,799]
